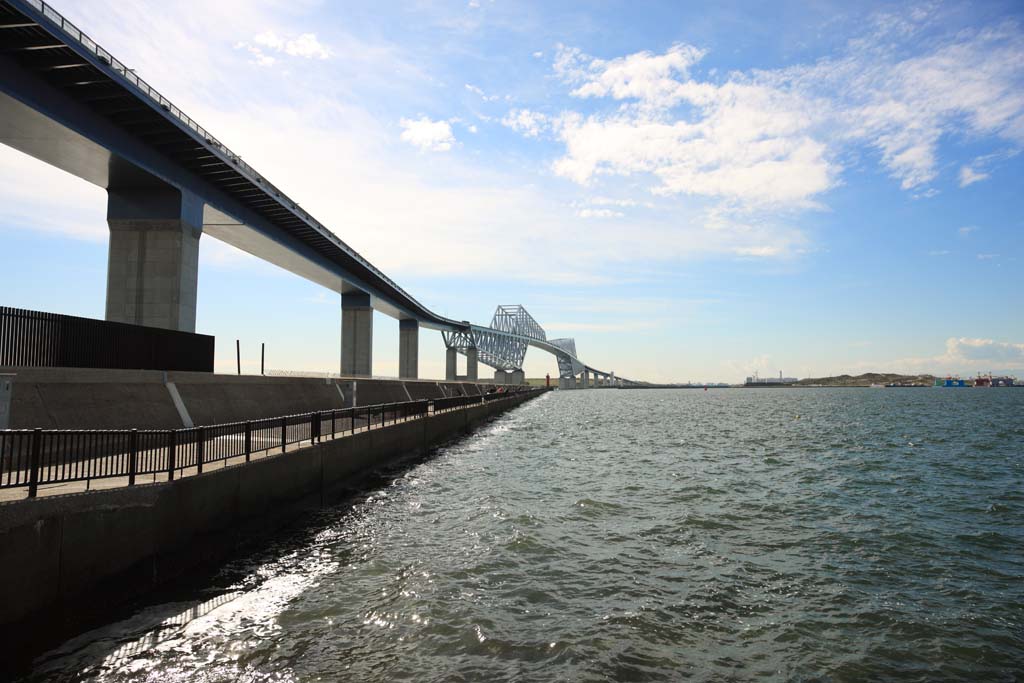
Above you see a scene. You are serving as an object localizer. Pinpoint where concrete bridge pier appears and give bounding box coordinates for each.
[582,369,590,389]
[445,347,458,381]
[105,186,203,332]
[559,377,575,389]
[340,291,373,376]
[466,348,479,381]
[399,319,418,379]
[494,369,525,385]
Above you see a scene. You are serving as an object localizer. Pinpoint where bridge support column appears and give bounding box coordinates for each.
[509,370,525,385]
[445,348,458,380]
[583,369,590,389]
[105,187,203,332]
[399,319,418,379]
[494,370,508,384]
[466,347,478,381]
[341,292,373,376]
[559,377,574,390]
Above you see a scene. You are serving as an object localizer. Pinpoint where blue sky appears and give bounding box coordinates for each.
[1,0,1022,382]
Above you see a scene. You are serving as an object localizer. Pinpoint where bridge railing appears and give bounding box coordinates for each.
[0,388,548,497]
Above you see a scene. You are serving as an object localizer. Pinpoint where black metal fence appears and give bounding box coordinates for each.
[0,387,546,497]
[0,306,215,372]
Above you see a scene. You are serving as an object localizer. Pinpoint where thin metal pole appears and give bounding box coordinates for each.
[168,430,176,481]
[197,427,205,474]
[236,339,241,375]
[261,343,265,375]
[244,421,252,462]
[28,428,41,499]
[128,429,138,487]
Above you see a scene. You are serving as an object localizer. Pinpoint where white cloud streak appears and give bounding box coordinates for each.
[501,109,549,137]
[399,117,456,152]
[235,30,330,66]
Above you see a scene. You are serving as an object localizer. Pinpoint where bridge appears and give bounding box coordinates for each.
[0,0,639,388]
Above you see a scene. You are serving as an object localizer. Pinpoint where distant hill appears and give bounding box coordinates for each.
[795,373,935,387]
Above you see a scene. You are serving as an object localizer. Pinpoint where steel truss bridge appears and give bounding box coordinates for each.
[0,0,641,387]
[442,305,637,384]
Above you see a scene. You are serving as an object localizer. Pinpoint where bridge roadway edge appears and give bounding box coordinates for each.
[0,391,543,669]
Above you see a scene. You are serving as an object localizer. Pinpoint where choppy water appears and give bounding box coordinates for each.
[20,389,1024,682]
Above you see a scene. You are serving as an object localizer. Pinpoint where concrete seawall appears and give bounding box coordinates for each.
[0,366,504,430]
[0,391,542,656]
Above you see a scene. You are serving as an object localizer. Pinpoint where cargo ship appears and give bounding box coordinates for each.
[969,374,1016,387]
[934,374,1017,387]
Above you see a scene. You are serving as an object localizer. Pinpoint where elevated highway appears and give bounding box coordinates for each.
[0,0,633,387]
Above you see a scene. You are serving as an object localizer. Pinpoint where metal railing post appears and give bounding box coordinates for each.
[28,428,41,499]
[196,427,205,474]
[310,412,317,445]
[244,421,252,462]
[281,416,287,453]
[350,408,355,436]
[331,409,336,438]
[168,430,177,481]
[128,429,138,486]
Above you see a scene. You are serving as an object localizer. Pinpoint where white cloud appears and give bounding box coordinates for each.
[589,197,650,208]
[958,225,979,237]
[547,44,837,207]
[557,42,707,110]
[464,83,500,101]
[945,337,1024,364]
[733,245,783,257]
[958,165,990,187]
[493,16,1024,252]
[976,253,997,260]
[864,337,1024,375]
[235,30,330,65]
[282,33,331,60]
[501,109,549,137]
[927,249,950,256]
[399,117,456,152]
[576,208,623,219]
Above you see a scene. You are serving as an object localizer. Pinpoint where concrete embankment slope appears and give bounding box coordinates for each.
[0,367,496,429]
[0,390,543,657]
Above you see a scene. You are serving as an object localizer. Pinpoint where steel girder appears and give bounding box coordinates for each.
[442,326,527,371]
[549,338,584,378]
[491,305,546,341]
